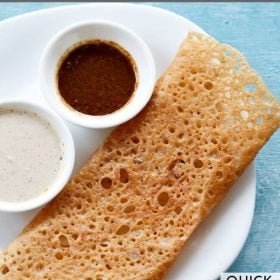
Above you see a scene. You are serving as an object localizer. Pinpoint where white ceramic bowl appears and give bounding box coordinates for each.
[0,100,75,212]
[39,20,156,128]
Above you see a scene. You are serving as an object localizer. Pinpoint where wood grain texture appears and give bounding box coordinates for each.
[0,2,279,273]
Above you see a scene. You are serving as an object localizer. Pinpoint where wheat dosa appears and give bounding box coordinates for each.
[0,32,279,280]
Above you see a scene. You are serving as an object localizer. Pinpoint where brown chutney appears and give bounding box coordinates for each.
[57,40,138,116]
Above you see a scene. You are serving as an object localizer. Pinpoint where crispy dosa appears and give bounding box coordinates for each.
[0,32,279,280]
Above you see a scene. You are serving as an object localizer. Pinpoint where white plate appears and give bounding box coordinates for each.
[0,4,255,280]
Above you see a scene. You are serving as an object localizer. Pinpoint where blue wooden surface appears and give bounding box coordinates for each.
[0,2,279,273]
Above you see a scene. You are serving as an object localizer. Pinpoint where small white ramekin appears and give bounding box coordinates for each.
[0,100,75,212]
[39,20,156,128]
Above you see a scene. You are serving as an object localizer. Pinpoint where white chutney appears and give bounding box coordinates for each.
[0,108,64,202]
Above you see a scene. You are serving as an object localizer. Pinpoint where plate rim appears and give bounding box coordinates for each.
[0,3,205,35]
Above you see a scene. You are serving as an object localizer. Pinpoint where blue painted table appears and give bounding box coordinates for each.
[0,2,279,273]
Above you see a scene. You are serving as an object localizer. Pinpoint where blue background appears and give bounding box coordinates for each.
[0,2,279,273]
